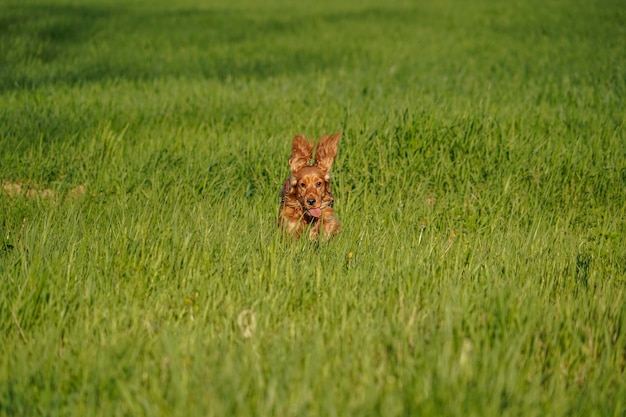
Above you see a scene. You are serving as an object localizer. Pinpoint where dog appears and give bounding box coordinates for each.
[278,132,341,240]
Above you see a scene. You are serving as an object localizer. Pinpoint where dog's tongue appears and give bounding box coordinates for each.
[308,208,322,218]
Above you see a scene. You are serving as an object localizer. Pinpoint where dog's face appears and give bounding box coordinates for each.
[287,132,341,218]
[291,166,328,217]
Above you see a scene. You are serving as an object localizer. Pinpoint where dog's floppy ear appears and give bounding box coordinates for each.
[314,131,341,175]
[288,134,314,175]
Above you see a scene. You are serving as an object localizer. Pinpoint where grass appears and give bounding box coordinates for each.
[1,0,625,415]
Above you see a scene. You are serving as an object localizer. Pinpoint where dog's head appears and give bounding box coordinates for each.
[287,132,341,218]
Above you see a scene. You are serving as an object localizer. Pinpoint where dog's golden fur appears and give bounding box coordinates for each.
[278,132,341,240]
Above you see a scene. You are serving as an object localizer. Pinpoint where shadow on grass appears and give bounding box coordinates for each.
[0,2,418,91]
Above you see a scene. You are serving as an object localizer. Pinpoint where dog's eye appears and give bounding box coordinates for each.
[316,181,322,187]
[300,183,306,188]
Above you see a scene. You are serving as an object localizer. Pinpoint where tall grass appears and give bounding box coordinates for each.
[1,0,625,416]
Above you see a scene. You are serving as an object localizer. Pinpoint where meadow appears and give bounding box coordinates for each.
[1,0,625,415]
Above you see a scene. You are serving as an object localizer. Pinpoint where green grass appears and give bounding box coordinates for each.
[1,0,625,415]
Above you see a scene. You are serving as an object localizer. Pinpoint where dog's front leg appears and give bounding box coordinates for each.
[320,216,340,239]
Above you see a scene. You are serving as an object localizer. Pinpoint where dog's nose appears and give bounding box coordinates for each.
[306,198,316,206]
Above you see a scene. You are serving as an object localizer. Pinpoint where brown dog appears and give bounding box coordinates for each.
[278,132,341,240]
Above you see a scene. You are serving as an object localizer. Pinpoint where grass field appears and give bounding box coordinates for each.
[1,0,625,415]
